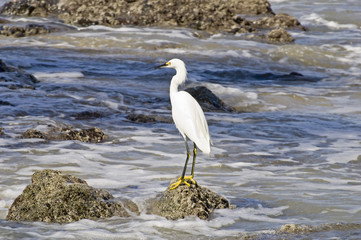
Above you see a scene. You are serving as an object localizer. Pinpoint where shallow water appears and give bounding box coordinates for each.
[0,0,361,239]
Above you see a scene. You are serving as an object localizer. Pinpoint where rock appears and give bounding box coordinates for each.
[0,24,59,37]
[60,127,108,143]
[0,0,58,17]
[126,113,172,123]
[266,27,294,43]
[185,86,235,112]
[22,129,47,139]
[0,18,8,24]
[0,100,13,106]
[252,13,306,30]
[149,180,230,220]
[279,224,315,234]
[1,0,272,34]
[0,127,3,136]
[0,59,38,90]
[0,0,303,42]
[6,170,139,223]
[22,126,108,143]
[71,111,107,120]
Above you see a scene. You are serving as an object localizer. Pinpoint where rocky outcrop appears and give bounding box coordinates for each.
[7,170,139,223]
[6,170,139,223]
[1,0,273,33]
[266,27,294,43]
[0,59,38,90]
[126,112,172,123]
[252,13,306,30]
[22,126,108,143]
[0,23,64,37]
[0,0,304,42]
[149,180,230,220]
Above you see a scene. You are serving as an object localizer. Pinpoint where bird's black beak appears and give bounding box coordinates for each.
[154,63,168,69]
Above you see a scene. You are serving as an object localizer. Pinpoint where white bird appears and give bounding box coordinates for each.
[155,59,211,190]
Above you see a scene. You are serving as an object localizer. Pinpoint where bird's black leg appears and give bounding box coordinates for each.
[180,138,191,180]
[169,138,198,189]
[190,143,197,178]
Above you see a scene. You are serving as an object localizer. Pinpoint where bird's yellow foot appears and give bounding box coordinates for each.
[169,176,196,190]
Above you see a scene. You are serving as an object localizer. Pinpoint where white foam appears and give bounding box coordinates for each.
[301,13,358,30]
[33,72,84,79]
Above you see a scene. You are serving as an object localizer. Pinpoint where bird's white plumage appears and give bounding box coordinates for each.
[165,58,211,154]
[171,91,210,153]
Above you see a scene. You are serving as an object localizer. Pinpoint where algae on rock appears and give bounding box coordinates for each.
[6,170,139,223]
[149,180,230,220]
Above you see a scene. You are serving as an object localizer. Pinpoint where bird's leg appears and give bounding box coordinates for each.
[169,141,197,190]
[181,143,197,185]
[190,143,197,180]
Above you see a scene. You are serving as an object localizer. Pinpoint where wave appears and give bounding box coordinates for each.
[301,13,358,30]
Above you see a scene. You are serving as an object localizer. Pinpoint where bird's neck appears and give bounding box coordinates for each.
[170,67,187,96]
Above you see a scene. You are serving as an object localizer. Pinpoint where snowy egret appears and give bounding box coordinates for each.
[155,59,211,190]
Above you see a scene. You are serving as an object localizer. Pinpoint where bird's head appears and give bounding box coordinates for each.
[155,58,185,70]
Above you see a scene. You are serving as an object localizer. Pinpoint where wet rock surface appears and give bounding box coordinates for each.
[0,59,38,90]
[252,13,306,30]
[126,112,172,123]
[266,27,295,43]
[22,126,108,143]
[0,0,304,42]
[185,86,235,112]
[149,180,230,220]
[6,169,139,223]
[0,23,65,37]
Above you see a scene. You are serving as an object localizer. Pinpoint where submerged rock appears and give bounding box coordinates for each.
[22,126,108,143]
[6,169,139,223]
[0,127,3,136]
[266,28,294,43]
[126,113,172,123]
[0,59,38,90]
[0,24,57,37]
[149,180,230,220]
[252,13,306,30]
[185,86,235,112]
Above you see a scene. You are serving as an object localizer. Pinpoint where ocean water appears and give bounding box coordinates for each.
[0,0,361,239]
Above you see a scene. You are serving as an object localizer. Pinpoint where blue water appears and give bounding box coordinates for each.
[0,0,361,239]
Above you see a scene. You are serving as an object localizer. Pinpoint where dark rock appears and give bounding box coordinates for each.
[0,127,3,136]
[0,100,14,106]
[0,59,38,90]
[0,24,59,37]
[266,27,294,43]
[6,169,139,223]
[71,111,106,120]
[126,113,172,123]
[252,13,306,30]
[22,126,108,143]
[60,127,108,143]
[185,86,235,112]
[149,180,230,220]
[22,129,47,139]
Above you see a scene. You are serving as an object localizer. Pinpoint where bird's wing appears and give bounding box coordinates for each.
[171,91,211,154]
